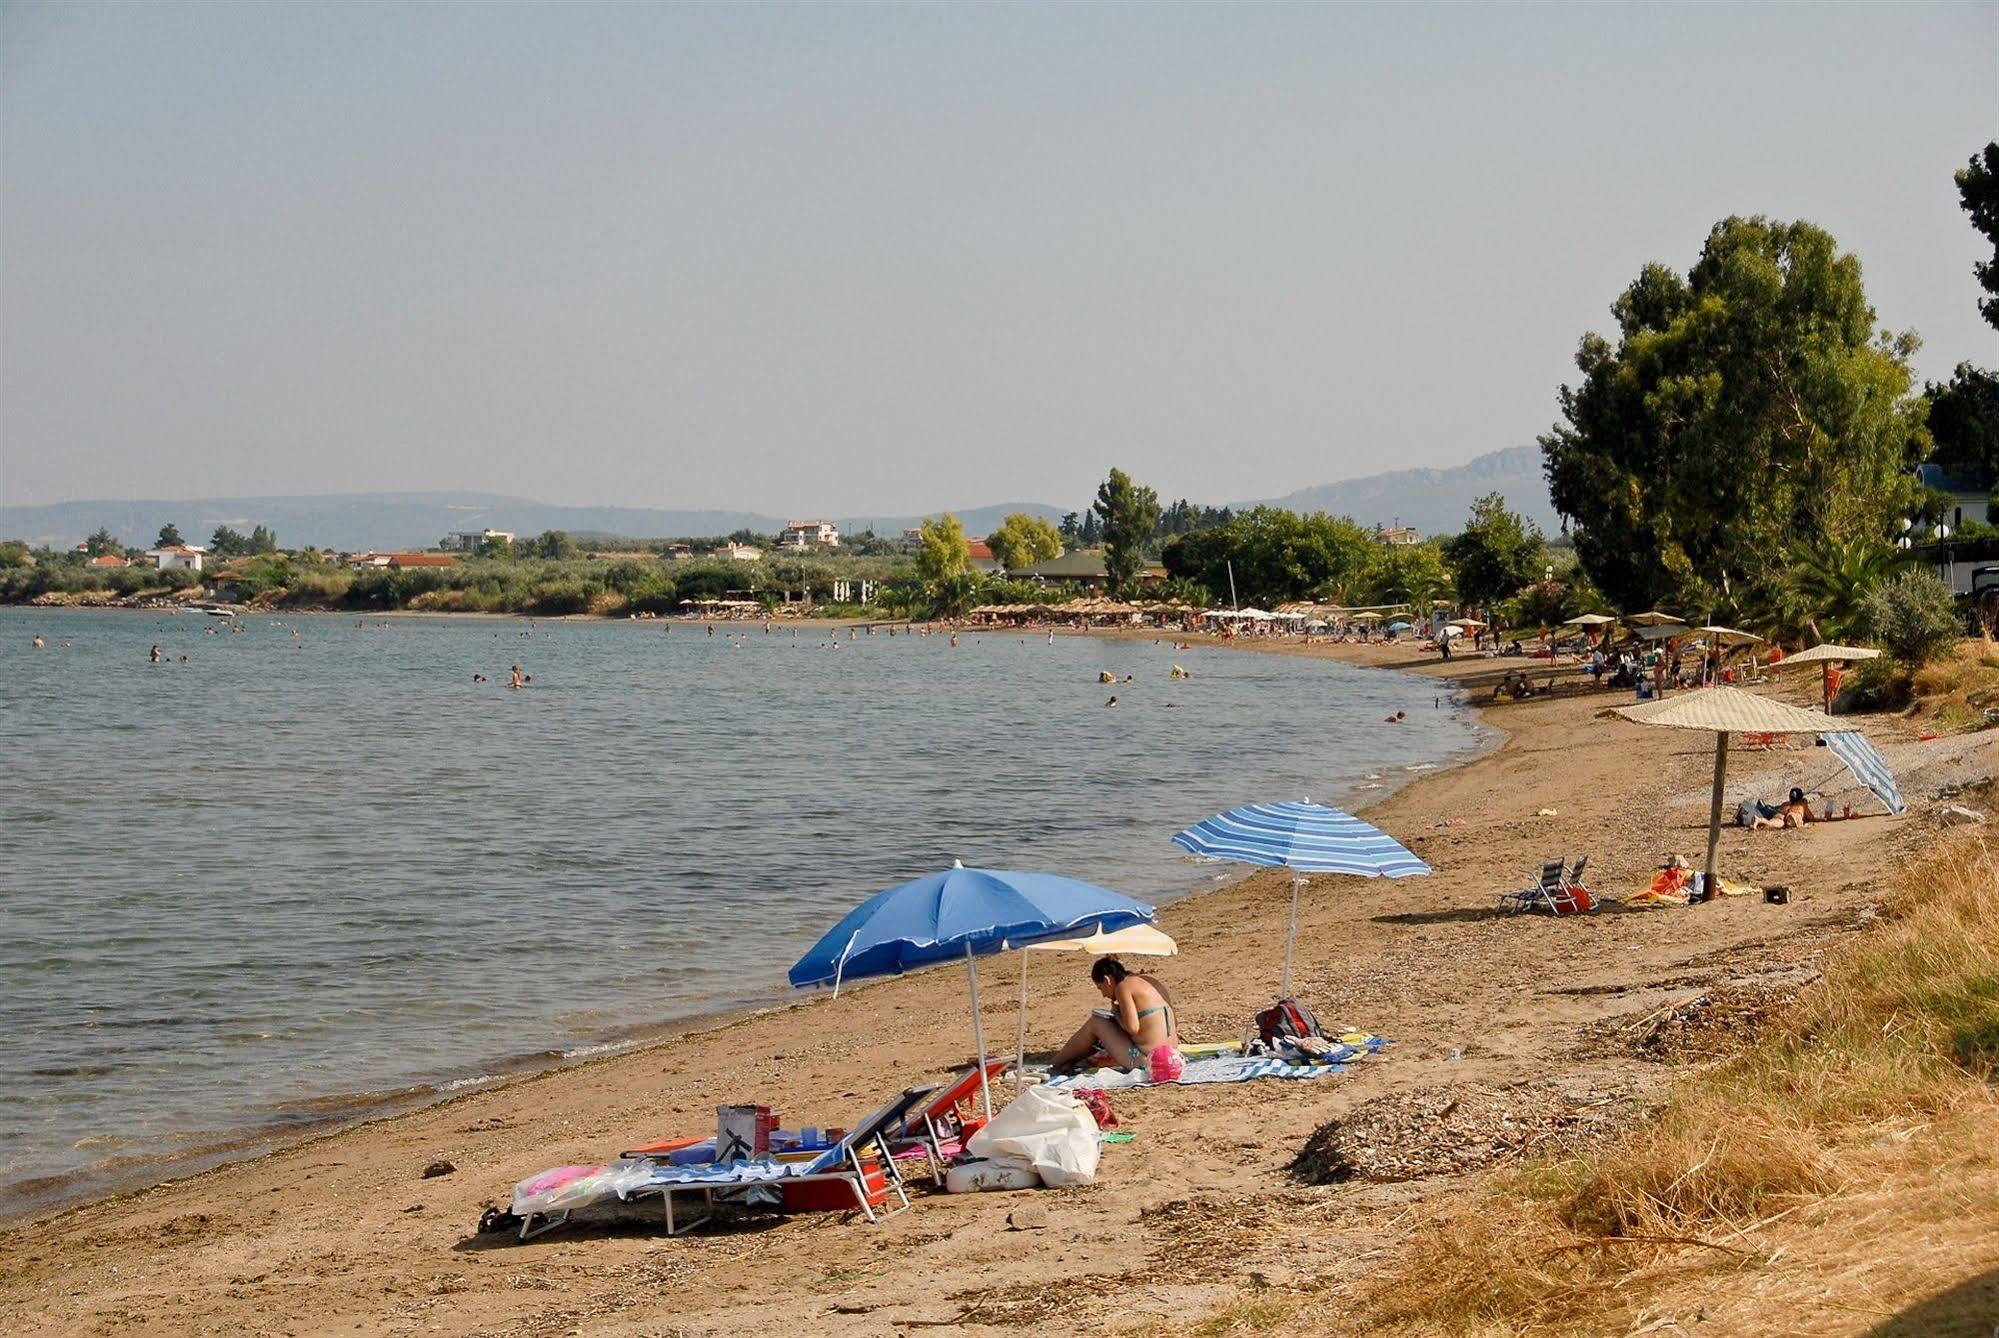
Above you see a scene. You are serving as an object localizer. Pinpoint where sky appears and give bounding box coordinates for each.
[3,2,1995,514]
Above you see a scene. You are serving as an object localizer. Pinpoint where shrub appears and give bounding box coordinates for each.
[1863,569,1963,667]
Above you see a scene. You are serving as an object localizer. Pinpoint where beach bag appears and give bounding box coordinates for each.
[1073,1088,1119,1130]
[965,1084,1100,1187]
[1253,998,1323,1047]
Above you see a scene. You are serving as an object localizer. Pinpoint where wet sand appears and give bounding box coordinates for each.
[0,637,1967,1335]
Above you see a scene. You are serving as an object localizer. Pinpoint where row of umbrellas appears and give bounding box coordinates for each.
[786,802,1431,1115]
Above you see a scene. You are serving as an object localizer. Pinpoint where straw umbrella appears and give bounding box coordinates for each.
[1614,687,1859,897]
[1769,643,1881,714]
[1625,611,1685,627]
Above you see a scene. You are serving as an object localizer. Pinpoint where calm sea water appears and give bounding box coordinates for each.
[0,607,1481,1218]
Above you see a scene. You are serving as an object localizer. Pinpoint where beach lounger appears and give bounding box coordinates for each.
[1499,859,1567,915]
[517,1084,937,1240]
[892,1059,1007,1180]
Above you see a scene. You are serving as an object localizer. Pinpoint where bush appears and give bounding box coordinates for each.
[1863,569,1963,667]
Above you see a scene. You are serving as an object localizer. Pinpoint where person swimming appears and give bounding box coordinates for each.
[1050,956,1181,1076]
[509,665,524,690]
[150,644,162,663]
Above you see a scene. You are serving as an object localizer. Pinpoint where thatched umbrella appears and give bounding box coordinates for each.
[1770,643,1881,714]
[1615,687,1858,896]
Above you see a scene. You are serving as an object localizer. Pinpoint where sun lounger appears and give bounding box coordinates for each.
[891,1059,1006,1180]
[517,1084,937,1240]
[1499,859,1566,914]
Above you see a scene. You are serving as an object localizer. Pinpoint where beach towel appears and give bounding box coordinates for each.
[1043,1051,1367,1091]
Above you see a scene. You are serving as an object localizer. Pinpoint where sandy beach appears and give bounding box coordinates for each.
[3,637,1991,1336]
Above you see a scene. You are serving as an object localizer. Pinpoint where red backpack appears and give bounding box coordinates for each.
[1253,997,1323,1047]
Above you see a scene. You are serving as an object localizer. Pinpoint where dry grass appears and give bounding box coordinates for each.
[1910,638,1999,731]
[1356,831,1999,1335]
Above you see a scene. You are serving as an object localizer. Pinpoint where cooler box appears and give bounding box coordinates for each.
[779,1153,888,1213]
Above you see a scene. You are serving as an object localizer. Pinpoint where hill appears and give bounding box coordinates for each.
[1251,445,1558,537]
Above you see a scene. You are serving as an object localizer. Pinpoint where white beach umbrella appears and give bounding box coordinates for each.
[1564,613,1619,627]
[1769,643,1882,714]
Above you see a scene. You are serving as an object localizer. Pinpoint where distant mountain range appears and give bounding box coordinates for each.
[1251,445,1557,536]
[1,448,1555,552]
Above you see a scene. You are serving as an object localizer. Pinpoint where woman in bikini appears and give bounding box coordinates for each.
[1050,956,1180,1074]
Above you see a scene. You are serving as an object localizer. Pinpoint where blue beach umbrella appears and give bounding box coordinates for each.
[1173,800,1430,997]
[790,862,1155,1114]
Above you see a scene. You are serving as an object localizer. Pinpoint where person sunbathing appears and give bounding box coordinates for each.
[1049,956,1180,1075]
[1752,787,1818,828]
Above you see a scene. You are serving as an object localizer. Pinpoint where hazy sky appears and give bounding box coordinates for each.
[3,3,1995,514]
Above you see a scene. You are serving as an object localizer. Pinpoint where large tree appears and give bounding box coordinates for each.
[155,522,184,548]
[1540,216,1925,621]
[1959,142,1999,331]
[1440,492,1543,607]
[1162,506,1373,605]
[914,513,971,587]
[1092,468,1161,597]
[985,513,1062,571]
[1925,362,1999,483]
[84,527,121,557]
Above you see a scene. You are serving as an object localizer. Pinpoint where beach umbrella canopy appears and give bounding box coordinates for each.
[1692,624,1765,647]
[1625,611,1685,627]
[789,863,1155,1114]
[1770,643,1883,713]
[1631,624,1685,642]
[1614,687,1857,896]
[1448,617,1488,628]
[1172,801,1429,996]
[1564,613,1619,627]
[1386,620,1413,632]
[1348,611,1383,622]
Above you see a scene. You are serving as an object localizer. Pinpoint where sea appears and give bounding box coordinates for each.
[0,606,1483,1220]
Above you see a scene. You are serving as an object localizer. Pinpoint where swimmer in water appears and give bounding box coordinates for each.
[510,665,524,690]
[31,635,43,648]
[151,644,162,662]
[1105,695,1118,707]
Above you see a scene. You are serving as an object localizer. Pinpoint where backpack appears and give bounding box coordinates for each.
[1253,997,1322,1047]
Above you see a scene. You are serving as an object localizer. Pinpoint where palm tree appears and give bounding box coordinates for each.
[1781,538,1903,643]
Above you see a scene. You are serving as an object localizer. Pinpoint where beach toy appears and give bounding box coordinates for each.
[1149,1046,1186,1083]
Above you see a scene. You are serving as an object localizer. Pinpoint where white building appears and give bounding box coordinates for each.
[443,528,516,552]
[779,520,840,549]
[146,545,206,572]
[723,543,763,562]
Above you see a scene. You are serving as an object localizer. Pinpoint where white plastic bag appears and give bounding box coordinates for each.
[965,1084,1100,1187]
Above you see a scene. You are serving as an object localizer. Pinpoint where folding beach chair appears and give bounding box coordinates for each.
[519,1084,937,1240]
[1553,855,1596,914]
[893,1058,1007,1180]
[1499,859,1566,915]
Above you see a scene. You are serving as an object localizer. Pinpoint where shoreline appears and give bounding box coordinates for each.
[4,634,1945,1335]
[0,623,1487,1231]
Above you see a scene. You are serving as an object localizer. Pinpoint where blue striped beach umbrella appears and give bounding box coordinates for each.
[1172,800,1430,996]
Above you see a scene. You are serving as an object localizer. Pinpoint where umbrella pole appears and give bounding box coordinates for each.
[1280,875,1303,998]
[1703,732,1729,901]
[966,945,993,1119]
[1016,950,1030,1095]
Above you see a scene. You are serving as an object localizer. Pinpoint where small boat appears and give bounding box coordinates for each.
[201,604,237,618]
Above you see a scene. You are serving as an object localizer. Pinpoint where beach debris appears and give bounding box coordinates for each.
[1288,1080,1643,1184]
[1939,804,1986,826]
[1538,807,1559,817]
[422,1158,457,1179]
[1005,1203,1050,1231]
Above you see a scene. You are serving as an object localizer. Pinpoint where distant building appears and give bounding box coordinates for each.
[88,554,130,569]
[1374,525,1421,547]
[723,543,763,562]
[965,538,1002,575]
[1009,551,1166,591]
[442,529,516,553]
[1917,462,1996,530]
[147,545,206,572]
[346,552,395,569]
[779,520,840,549]
[389,553,456,570]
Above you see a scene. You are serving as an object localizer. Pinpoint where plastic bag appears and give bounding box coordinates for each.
[965,1084,1101,1187]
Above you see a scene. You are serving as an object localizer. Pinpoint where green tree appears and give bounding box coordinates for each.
[210,524,248,556]
[155,522,184,548]
[1925,362,1999,487]
[1162,507,1373,605]
[1959,142,1999,331]
[1360,540,1454,610]
[914,513,971,588]
[0,540,31,569]
[1777,537,1903,643]
[1092,468,1161,597]
[532,530,578,560]
[1864,569,1962,667]
[1541,216,1926,624]
[84,527,121,557]
[248,524,278,554]
[478,533,515,559]
[986,513,1062,571]
[1440,493,1543,607]
[1058,512,1081,548]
